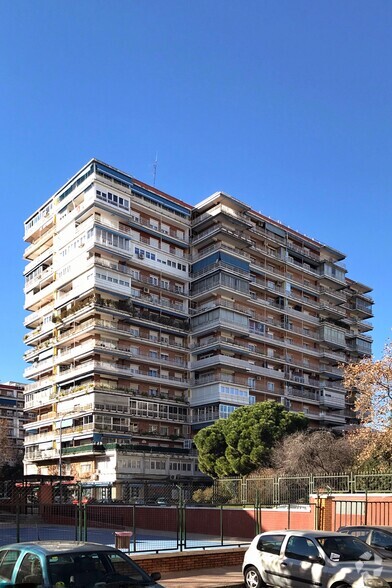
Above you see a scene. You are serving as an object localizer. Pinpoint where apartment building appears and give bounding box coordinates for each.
[189,193,372,430]
[23,160,373,488]
[0,381,29,463]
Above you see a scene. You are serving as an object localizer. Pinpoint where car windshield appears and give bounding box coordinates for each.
[317,536,375,562]
[47,550,153,587]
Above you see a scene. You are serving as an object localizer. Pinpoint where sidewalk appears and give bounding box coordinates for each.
[161,565,244,587]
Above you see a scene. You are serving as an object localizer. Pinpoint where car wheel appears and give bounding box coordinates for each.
[244,565,264,588]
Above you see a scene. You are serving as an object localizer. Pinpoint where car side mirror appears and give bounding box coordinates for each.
[150,572,161,581]
[308,555,325,565]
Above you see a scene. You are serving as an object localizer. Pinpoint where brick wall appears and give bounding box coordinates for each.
[132,547,247,574]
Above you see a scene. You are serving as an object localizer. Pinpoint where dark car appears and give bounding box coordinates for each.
[0,541,163,587]
[337,525,392,559]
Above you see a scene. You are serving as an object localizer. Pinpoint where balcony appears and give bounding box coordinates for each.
[285,388,319,402]
[318,411,346,425]
[349,300,373,318]
[55,360,189,388]
[318,264,346,288]
[24,209,54,242]
[191,355,255,372]
[192,242,251,263]
[24,377,55,393]
[191,224,253,247]
[319,390,346,409]
[192,260,250,280]
[24,357,54,379]
[24,281,55,311]
[319,303,346,319]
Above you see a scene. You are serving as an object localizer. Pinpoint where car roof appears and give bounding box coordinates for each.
[0,541,117,556]
[258,530,347,538]
[339,525,392,532]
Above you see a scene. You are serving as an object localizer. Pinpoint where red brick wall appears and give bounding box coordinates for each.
[132,547,247,574]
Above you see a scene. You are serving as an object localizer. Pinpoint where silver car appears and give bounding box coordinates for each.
[243,529,392,588]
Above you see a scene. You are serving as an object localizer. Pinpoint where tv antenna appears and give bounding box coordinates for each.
[152,152,158,186]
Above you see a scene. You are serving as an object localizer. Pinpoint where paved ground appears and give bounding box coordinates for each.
[161,565,244,587]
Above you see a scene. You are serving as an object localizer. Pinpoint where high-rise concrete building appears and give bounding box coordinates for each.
[0,381,29,463]
[23,160,373,487]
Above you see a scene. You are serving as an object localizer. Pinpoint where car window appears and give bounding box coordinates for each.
[285,536,320,561]
[257,534,285,555]
[318,536,374,562]
[106,551,150,581]
[371,530,392,548]
[16,553,43,585]
[0,549,20,582]
[48,552,107,586]
[342,528,370,541]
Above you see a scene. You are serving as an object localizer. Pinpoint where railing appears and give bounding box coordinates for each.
[214,471,392,505]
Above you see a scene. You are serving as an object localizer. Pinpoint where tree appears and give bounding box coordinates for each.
[194,400,308,478]
[270,430,358,475]
[0,418,15,466]
[344,343,392,467]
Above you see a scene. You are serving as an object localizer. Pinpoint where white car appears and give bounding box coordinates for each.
[242,529,392,588]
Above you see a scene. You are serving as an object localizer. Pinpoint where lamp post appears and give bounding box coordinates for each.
[58,413,65,503]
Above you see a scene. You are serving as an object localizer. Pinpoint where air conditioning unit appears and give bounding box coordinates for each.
[138,253,144,259]
[169,475,177,480]
[143,288,150,294]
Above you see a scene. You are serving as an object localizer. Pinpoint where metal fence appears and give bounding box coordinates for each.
[334,499,392,530]
[2,471,392,553]
[0,481,254,552]
[213,471,392,505]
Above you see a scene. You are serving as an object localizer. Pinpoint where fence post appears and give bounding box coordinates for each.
[287,503,291,530]
[132,505,136,552]
[241,477,247,504]
[220,505,224,546]
[176,485,184,552]
[274,476,279,505]
[255,490,260,536]
[364,489,368,525]
[83,504,87,541]
[16,504,20,543]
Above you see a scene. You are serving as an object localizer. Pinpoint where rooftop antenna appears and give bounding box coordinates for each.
[152,152,158,186]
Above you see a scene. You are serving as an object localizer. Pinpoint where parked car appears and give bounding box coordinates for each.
[337,526,392,559]
[0,541,164,587]
[155,497,168,506]
[242,529,392,588]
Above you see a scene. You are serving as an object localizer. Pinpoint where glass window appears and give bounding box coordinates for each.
[0,549,20,581]
[285,536,319,561]
[256,534,285,555]
[371,530,392,549]
[16,553,43,585]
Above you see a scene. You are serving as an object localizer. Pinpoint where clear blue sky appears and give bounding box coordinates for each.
[1,0,391,382]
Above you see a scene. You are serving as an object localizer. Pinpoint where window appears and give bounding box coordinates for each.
[256,534,285,555]
[267,382,275,392]
[0,549,20,581]
[16,553,43,585]
[285,536,319,561]
[372,530,392,549]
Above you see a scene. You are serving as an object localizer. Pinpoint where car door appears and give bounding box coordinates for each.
[280,535,325,588]
[253,533,287,587]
